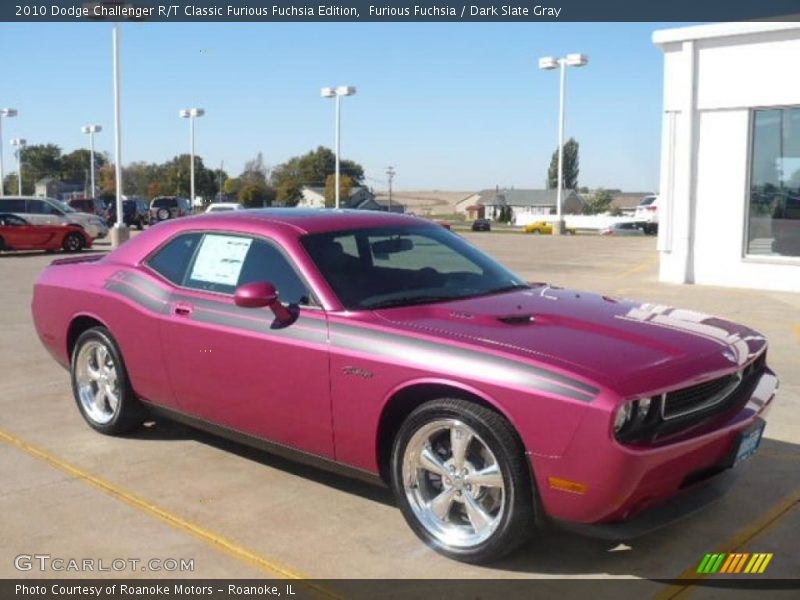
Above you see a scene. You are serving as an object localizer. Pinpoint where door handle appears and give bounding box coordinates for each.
[172,303,193,317]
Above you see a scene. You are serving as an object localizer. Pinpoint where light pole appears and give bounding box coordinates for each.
[81,125,102,198]
[0,108,18,197]
[385,166,395,212]
[10,138,26,196]
[321,86,356,209]
[110,22,129,247]
[179,108,205,209]
[539,53,588,235]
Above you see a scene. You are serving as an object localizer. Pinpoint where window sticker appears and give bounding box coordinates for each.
[189,234,252,286]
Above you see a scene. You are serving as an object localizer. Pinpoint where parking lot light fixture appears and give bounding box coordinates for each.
[539,53,589,235]
[321,85,356,209]
[179,108,205,209]
[81,125,102,198]
[10,138,26,196]
[0,108,18,197]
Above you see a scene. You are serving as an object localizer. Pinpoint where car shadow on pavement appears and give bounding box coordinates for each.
[129,417,396,507]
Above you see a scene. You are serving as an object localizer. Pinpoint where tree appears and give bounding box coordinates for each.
[61,149,108,185]
[547,138,579,191]
[239,181,275,208]
[324,174,354,208]
[270,146,364,206]
[582,188,614,215]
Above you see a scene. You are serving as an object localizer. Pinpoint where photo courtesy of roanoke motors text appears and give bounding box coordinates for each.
[0,1,798,598]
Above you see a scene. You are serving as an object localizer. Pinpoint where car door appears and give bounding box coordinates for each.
[156,231,334,458]
[7,216,53,248]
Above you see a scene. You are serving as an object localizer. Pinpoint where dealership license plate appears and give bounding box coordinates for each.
[733,420,765,466]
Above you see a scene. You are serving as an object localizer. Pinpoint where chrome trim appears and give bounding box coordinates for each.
[660,370,743,421]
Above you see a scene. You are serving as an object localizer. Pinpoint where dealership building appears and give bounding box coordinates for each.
[654,22,800,293]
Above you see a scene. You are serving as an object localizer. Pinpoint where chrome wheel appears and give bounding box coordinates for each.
[402,419,505,549]
[75,340,120,425]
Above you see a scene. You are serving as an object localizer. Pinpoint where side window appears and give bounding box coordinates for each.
[146,232,203,285]
[183,234,312,305]
[28,200,60,215]
[237,239,312,305]
[0,199,26,212]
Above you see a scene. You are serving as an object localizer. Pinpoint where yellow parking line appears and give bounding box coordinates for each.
[613,257,659,280]
[651,485,800,600]
[793,324,800,342]
[0,429,340,599]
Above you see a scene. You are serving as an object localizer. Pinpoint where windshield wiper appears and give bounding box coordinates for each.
[364,294,463,309]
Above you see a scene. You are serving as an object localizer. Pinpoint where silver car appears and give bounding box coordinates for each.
[0,196,108,239]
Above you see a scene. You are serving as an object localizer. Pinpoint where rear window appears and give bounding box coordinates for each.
[638,196,656,206]
[0,198,27,212]
[152,198,177,208]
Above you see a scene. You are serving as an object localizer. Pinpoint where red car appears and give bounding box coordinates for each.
[31,210,777,563]
[0,213,93,253]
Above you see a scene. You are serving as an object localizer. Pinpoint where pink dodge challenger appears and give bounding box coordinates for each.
[32,210,777,563]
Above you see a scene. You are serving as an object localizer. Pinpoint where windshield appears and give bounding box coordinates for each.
[638,196,656,206]
[302,225,528,310]
[53,199,76,213]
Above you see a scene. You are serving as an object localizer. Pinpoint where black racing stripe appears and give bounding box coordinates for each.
[190,308,328,345]
[171,293,327,332]
[105,281,169,315]
[330,322,598,402]
[118,271,171,301]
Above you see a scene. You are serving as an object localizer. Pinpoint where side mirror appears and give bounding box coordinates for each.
[234,281,292,322]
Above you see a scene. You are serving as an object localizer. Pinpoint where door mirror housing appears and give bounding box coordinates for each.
[234,281,292,322]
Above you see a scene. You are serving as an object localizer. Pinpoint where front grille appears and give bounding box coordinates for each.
[662,373,742,420]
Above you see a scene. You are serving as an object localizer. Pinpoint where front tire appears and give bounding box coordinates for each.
[62,232,84,253]
[71,327,145,435]
[157,208,170,221]
[390,398,536,563]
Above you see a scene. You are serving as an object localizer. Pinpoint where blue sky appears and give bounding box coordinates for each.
[0,22,682,191]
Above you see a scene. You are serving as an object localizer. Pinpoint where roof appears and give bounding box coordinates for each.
[476,189,579,207]
[653,22,800,46]
[189,207,426,235]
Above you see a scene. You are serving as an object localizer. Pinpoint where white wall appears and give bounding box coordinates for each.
[655,24,800,293]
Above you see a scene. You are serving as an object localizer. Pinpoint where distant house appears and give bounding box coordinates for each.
[609,192,653,215]
[298,185,383,210]
[34,177,85,201]
[456,188,585,222]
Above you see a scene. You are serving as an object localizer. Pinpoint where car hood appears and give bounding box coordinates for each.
[373,286,767,397]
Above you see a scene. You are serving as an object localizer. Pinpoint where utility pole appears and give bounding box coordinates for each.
[385,166,395,212]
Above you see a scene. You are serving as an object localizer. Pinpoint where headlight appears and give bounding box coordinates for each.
[613,397,656,437]
[613,402,633,433]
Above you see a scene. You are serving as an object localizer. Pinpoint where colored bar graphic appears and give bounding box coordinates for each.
[697,552,772,574]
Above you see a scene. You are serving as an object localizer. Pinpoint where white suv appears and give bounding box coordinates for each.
[634,195,659,235]
[0,196,108,239]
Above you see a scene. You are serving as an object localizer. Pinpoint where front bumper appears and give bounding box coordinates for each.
[532,368,777,529]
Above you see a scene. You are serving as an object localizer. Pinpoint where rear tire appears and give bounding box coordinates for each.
[157,208,170,221]
[0,235,5,252]
[70,327,145,435]
[390,398,536,563]
[62,232,84,253]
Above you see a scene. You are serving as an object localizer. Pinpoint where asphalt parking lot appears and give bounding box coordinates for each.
[1,232,798,596]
